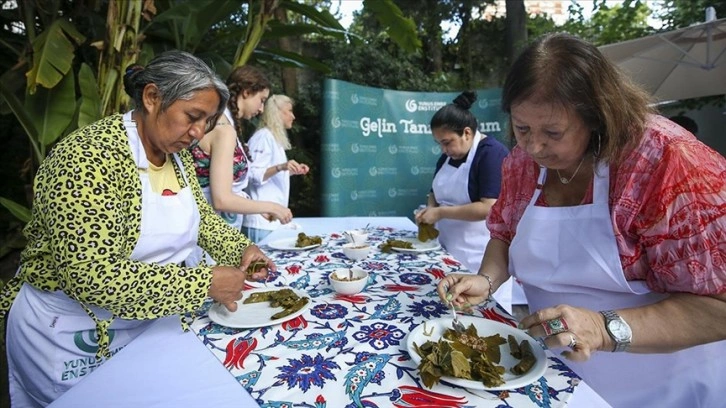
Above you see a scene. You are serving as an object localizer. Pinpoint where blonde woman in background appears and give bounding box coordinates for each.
[243,95,309,242]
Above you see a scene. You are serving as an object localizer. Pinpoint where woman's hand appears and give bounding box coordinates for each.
[437,273,491,308]
[283,160,309,175]
[519,304,609,362]
[208,266,248,312]
[267,204,293,224]
[238,245,276,281]
[415,206,441,225]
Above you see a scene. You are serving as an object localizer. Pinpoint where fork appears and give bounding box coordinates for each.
[449,302,466,334]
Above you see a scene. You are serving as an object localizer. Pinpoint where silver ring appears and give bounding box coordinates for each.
[568,334,577,349]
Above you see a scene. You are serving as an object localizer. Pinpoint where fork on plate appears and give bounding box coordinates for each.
[449,302,466,334]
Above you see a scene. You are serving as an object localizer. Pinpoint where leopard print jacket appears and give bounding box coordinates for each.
[0,114,252,357]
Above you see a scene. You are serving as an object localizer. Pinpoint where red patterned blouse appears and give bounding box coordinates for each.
[488,115,726,295]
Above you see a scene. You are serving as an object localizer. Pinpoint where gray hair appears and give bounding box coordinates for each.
[123,50,229,115]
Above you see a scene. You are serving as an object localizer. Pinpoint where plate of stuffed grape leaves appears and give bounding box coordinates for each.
[208,287,311,328]
[388,237,441,253]
[268,233,323,251]
[406,315,547,391]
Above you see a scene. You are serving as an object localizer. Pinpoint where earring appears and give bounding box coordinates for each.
[593,132,602,157]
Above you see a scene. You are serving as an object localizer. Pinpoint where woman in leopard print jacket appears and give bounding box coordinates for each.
[0,51,275,407]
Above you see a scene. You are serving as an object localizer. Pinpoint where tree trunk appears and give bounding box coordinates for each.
[423,0,443,73]
[505,0,527,67]
[274,7,298,99]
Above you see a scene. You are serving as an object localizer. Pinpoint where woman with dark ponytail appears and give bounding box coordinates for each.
[415,91,512,312]
[0,51,274,406]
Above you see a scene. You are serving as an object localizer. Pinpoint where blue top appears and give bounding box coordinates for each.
[434,136,509,202]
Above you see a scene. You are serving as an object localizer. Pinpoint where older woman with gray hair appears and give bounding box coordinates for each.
[0,50,274,407]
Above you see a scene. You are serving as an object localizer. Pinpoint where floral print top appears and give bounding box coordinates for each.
[189,138,249,189]
[487,114,726,295]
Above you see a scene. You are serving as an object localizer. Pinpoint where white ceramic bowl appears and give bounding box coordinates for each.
[342,243,371,261]
[330,268,369,295]
[344,229,369,245]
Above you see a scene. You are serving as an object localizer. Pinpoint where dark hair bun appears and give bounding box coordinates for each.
[452,91,477,110]
[122,64,144,95]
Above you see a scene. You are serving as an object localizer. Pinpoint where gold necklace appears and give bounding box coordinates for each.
[556,156,586,185]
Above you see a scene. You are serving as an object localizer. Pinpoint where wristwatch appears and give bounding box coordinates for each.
[599,310,632,352]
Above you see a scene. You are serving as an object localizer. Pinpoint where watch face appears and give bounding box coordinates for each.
[608,320,631,340]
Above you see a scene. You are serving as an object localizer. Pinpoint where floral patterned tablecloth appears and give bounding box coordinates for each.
[190,227,582,408]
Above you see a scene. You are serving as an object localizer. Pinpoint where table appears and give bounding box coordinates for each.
[49,217,611,408]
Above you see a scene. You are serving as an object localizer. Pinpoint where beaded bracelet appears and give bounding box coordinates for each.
[481,274,495,302]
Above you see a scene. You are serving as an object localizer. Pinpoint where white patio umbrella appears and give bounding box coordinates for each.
[599,9,726,101]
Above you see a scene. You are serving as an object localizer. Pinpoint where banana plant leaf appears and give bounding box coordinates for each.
[264,20,356,41]
[25,19,85,93]
[363,0,421,53]
[0,81,42,162]
[77,63,101,128]
[146,0,243,51]
[280,0,344,29]
[24,71,76,148]
[0,198,31,223]
[253,47,331,73]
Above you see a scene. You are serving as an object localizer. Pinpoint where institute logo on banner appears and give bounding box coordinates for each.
[331,116,341,128]
[351,144,377,154]
[351,93,378,106]
[389,188,418,198]
[413,166,436,175]
[388,145,398,154]
[404,99,447,113]
[350,190,377,201]
[368,167,397,177]
[405,99,417,112]
[331,167,358,178]
[431,145,441,155]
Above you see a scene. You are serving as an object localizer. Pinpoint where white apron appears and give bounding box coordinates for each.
[509,163,726,408]
[433,132,513,312]
[7,111,200,407]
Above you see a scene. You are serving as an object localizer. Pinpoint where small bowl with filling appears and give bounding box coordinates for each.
[330,268,369,295]
[342,243,371,261]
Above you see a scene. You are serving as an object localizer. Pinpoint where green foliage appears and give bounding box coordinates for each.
[561,0,654,46]
[657,0,726,29]
[362,0,422,53]
[25,19,85,93]
[25,70,76,148]
[319,37,448,91]
[0,198,30,224]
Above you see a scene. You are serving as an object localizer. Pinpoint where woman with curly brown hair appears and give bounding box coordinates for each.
[188,66,292,264]
[438,33,726,407]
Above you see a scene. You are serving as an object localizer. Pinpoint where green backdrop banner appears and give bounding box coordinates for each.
[321,79,509,217]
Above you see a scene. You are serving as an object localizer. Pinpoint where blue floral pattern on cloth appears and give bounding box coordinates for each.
[190,228,582,407]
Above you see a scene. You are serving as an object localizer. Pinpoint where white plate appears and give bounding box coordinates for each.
[391,237,441,253]
[406,315,547,391]
[208,287,311,328]
[267,237,321,251]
